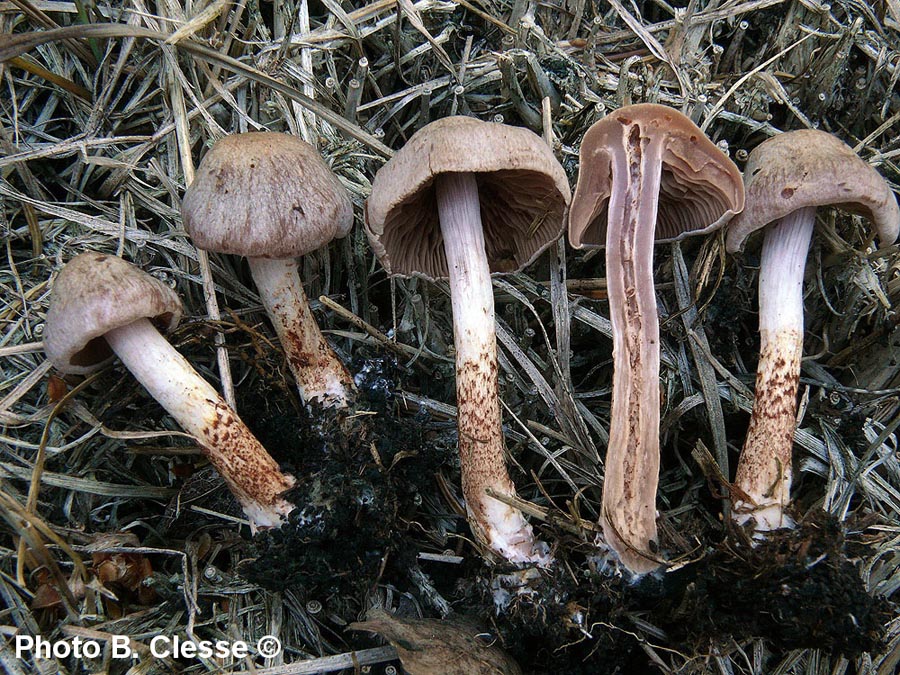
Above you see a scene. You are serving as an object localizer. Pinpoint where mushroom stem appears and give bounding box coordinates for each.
[104,317,296,531]
[435,172,546,564]
[248,257,355,409]
[733,205,816,531]
[602,130,663,574]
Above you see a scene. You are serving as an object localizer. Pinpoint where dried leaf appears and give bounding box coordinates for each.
[350,609,521,675]
[30,568,86,610]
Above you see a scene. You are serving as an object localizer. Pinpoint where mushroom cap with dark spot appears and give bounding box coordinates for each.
[44,253,183,375]
[569,103,745,248]
[725,130,900,253]
[182,132,354,259]
[364,116,571,281]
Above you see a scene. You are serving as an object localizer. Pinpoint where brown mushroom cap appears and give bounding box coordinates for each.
[725,130,900,253]
[364,116,571,280]
[182,132,354,259]
[569,103,745,248]
[44,253,182,374]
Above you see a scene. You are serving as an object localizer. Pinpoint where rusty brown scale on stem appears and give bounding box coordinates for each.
[198,399,295,512]
[734,334,801,506]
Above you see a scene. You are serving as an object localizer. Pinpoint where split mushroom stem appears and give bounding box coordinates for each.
[602,135,663,574]
[104,317,296,531]
[568,104,744,573]
[435,172,544,564]
[248,257,355,408]
[733,206,815,530]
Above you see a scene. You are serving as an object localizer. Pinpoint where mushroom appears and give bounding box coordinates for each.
[181,132,356,409]
[365,116,570,564]
[44,253,296,531]
[569,103,744,574]
[726,130,900,532]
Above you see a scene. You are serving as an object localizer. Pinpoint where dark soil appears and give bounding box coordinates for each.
[478,514,891,674]
[238,354,457,597]
[661,515,889,654]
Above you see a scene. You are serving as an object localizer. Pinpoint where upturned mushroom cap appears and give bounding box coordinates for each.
[364,116,571,280]
[45,253,182,374]
[569,103,745,248]
[182,132,354,259]
[725,130,900,253]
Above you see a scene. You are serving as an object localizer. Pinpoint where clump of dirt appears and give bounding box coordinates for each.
[657,515,891,655]
[457,555,695,673]
[465,514,890,673]
[239,355,453,595]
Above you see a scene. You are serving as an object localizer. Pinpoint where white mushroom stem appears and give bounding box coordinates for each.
[248,257,355,409]
[104,317,296,532]
[733,205,816,532]
[435,172,548,564]
[602,129,663,575]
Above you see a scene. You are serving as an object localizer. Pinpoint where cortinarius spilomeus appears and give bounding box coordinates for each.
[182,132,356,409]
[366,116,571,564]
[569,103,744,574]
[726,129,899,533]
[44,253,296,531]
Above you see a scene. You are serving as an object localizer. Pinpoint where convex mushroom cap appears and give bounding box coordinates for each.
[726,129,900,253]
[45,252,182,374]
[182,132,353,258]
[365,115,571,279]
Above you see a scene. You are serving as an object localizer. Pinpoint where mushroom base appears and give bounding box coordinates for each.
[436,172,548,565]
[249,256,355,409]
[104,317,296,531]
[732,329,801,532]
